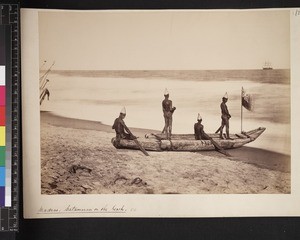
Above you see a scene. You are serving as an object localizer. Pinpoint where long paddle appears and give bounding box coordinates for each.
[203,132,231,157]
[215,126,221,134]
[153,132,231,157]
[124,126,149,156]
[151,133,163,141]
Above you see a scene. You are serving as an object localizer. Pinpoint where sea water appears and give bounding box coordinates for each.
[40,70,290,155]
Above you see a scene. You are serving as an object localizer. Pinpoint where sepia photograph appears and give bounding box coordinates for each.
[21,7,300,218]
[38,10,290,195]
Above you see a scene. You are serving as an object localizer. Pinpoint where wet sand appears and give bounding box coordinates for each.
[40,112,290,194]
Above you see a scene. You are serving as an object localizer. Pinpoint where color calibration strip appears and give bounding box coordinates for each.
[4,23,12,208]
[0,25,9,208]
[1,22,12,208]
[0,65,5,207]
[0,3,19,232]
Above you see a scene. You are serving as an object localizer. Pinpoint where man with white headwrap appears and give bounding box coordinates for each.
[219,92,232,139]
[112,107,136,146]
[162,88,176,139]
[194,113,209,140]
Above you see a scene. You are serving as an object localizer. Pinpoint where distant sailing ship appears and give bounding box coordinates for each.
[262,61,273,70]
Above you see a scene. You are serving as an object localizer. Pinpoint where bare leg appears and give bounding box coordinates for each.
[219,126,224,139]
[166,120,170,139]
[225,119,232,139]
[115,134,121,148]
[218,117,225,139]
[162,116,168,134]
[220,118,225,139]
[169,116,173,139]
[226,128,230,139]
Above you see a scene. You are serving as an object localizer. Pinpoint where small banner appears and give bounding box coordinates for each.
[242,87,253,111]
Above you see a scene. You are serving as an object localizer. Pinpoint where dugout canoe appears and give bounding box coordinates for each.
[111,127,266,152]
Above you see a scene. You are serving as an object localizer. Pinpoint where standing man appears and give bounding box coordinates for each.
[112,107,136,147]
[194,113,209,140]
[219,92,232,139]
[162,88,176,139]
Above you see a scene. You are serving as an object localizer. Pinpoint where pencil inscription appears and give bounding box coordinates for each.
[37,204,128,214]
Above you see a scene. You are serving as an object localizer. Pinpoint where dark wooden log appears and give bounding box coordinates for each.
[113,127,266,152]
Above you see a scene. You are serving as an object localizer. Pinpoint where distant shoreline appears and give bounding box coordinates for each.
[40,69,290,84]
[40,111,161,135]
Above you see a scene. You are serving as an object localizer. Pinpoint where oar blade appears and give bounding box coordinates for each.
[133,139,149,156]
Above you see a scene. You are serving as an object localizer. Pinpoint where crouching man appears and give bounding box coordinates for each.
[112,107,136,147]
[194,113,209,140]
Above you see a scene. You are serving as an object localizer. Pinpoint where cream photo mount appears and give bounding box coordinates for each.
[22,8,300,218]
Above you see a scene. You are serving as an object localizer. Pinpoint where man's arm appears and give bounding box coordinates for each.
[112,118,118,129]
[120,120,136,138]
[221,103,230,117]
[162,100,168,113]
[170,100,176,113]
[120,120,130,134]
[225,105,231,118]
[200,125,205,137]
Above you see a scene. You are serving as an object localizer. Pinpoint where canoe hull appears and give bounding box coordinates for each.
[111,127,266,152]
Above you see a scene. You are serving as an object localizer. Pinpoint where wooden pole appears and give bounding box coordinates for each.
[241,87,243,133]
[124,125,150,156]
[39,61,55,83]
[203,133,231,157]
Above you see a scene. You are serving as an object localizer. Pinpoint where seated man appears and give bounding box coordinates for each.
[112,107,136,146]
[194,113,209,140]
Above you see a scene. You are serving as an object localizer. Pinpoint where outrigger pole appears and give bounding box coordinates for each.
[241,87,243,133]
[40,61,54,106]
[39,61,55,84]
[40,60,47,70]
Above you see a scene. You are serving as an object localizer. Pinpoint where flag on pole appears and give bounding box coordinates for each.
[242,87,253,111]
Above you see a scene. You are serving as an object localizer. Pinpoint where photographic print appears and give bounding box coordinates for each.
[38,10,290,195]
[22,8,300,218]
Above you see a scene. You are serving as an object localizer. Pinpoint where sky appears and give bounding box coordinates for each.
[39,10,290,70]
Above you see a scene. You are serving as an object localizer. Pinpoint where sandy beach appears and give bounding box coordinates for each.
[40,112,290,194]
